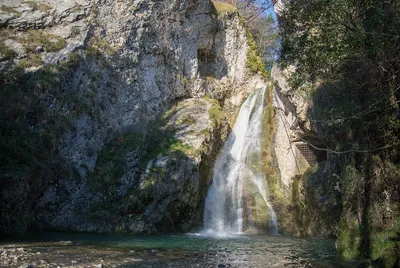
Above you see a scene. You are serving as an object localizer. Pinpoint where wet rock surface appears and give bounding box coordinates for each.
[0,233,354,268]
[0,0,263,236]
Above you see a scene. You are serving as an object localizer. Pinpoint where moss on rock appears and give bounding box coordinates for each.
[211,1,237,15]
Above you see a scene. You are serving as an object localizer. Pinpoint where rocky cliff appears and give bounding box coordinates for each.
[271,64,341,238]
[271,1,400,266]
[0,0,266,236]
[269,0,338,238]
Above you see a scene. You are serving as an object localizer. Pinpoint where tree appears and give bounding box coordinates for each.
[215,0,279,71]
[278,0,400,263]
[279,0,400,87]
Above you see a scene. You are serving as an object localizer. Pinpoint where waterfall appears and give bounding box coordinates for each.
[250,174,279,235]
[203,86,278,235]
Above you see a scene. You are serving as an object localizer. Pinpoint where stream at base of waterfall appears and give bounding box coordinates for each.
[0,232,353,268]
[0,87,354,268]
[203,86,279,236]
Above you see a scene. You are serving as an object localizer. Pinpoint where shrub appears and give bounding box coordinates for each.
[16,30,65,55]
[0,42,17,60]
[211,1,237,15]
[88,133,142,190]
[85,36,116,58]
[246,30,268,79]
[0,5,20,15]
[17,54,43,68]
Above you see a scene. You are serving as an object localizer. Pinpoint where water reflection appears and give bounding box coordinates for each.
[0,232,357,267]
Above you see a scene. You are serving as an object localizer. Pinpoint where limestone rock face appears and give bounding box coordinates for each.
[271,0,307,188]
[271,65,311,188]
[0,0,266,235]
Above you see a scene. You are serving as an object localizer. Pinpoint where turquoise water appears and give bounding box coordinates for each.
[0,232,354,267]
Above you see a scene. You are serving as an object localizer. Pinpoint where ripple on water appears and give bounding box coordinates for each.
[0,232,356,268]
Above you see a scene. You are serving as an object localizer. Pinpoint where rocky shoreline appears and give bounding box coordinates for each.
[0,241,167,268]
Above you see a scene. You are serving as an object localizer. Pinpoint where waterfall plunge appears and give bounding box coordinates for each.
[203,86,278,235]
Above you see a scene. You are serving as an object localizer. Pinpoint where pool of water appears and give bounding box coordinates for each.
[0,232,355,267]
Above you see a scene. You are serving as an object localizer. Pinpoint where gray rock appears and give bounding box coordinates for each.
[271,65,311,188]
[1,0,267,236]
[3,39,26,59]
[35,46,44,53]
[17,264,35,268]
[0,12,17,27]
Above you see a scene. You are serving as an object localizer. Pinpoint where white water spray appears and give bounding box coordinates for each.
[203,86,278,235]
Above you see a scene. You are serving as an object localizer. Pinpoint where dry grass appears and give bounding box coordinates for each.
[17,54,43,68]
[23,1,52,12]
[0,42,17,60]
[18,30,65,53]
[85,36,116,58]
[211,0,237,14]
[0,5,21,15]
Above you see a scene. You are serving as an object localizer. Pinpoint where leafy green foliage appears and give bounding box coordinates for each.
[0,53,86,235]
[140,116,193,168]
[88,134,142,190]
[279,0,400,262]
[261,84,292,232]
[337,216,362,259]
[280,0,400,87]
[246,14,279,72]
[246,30,268,78]
[0,53,82,183]
[213,1,277,78]
[203,95,224,128]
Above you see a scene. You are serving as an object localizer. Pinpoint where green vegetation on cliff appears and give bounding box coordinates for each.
[0,53,82,235]
[88,133,142,190]
[211,0,237,15]
[246,29,269,79]
[0,5,20,15]
[279,0,400,266]
[213,0,278,78]
[261,84,291,230]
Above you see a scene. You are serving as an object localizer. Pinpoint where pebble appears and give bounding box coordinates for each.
[35,46,44,53]
[17,264,35,268]
[71,260,79,264]
[95,264,103,268]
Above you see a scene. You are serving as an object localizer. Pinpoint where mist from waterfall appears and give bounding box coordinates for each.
[203,86,278,236]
